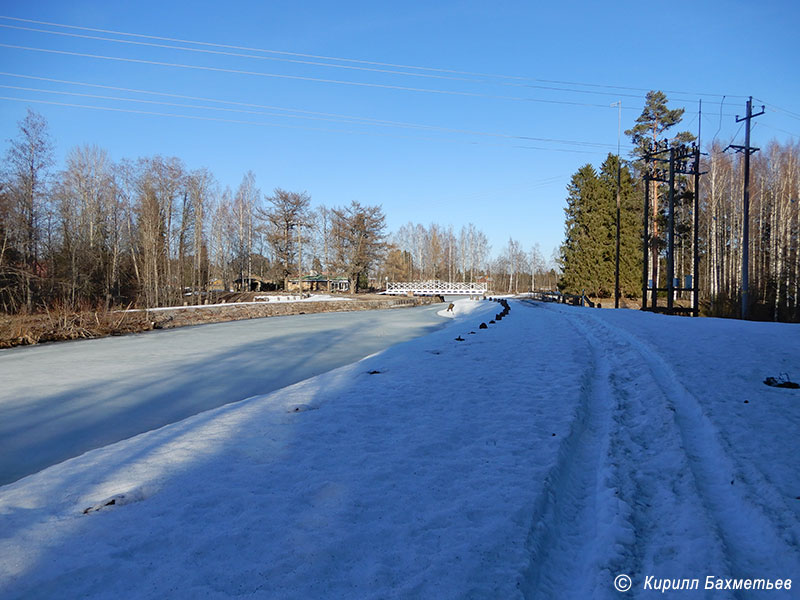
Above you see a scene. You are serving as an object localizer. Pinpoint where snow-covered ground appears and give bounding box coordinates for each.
[0,305,447,486]
[1,300,799,599]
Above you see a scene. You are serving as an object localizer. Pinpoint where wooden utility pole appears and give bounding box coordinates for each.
[727,97,764,320]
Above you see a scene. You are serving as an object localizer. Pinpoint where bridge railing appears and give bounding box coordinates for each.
[383,280,488,295]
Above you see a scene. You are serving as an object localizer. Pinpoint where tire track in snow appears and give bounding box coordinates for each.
[518,302,634,599]
[565,308,800,597]
[521,302,739,599]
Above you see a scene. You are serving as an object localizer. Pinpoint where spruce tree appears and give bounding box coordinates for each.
[559,155,641,298]
[559,164,603,295]
[598,154,641,297]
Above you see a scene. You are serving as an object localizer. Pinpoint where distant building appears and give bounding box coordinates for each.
[287,274,349,292]
[233,275,276,292]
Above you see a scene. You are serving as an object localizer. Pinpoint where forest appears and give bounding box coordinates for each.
[0,109,552,314]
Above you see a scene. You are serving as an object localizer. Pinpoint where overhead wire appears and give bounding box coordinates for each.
[758,123,800,139]
[0,95,604,154]
[3,15,782,158]
[0,23,732,107]
[711,95,726,146]
[755,98,800,122]
[0,75,627,149]
[0,42,643,109]
[0,14,747,100]
[0,23,652,100]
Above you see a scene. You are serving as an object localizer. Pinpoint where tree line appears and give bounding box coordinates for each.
[1,109,560,314]
[0,109,390,312]
[383,222,557,295]
[559,91,800,321]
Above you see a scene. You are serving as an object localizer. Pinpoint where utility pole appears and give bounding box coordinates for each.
[613,101,622,308]
[692,100,701,317]
[641,141,669,312]
[727,97,764,320]
[667,146,676,311]
[641,173,650,309]
[641,140,701,316]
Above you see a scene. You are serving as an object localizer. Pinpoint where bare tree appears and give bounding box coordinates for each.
[55,144,120,307]
[261,189,310,290]
[330,201,386,294]
[529,243,545,291]
[185,168,216,300]
[2,109,54,311]
[134,156,185,307]
[231,172,260,290]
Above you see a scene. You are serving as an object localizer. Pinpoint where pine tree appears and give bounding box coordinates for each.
[624,91,694,300]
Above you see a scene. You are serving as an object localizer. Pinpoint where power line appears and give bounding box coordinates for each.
[443,174,570,204]
[0,23,649,100]
[0,23,539,88]
[755,98,800,122]
[0,23,725,106]
[0,95,603,154]
[0,71,433,125]
[0,42,640,109]
[0,77,628,149]
[758,123,800,138]
[711,95,726,146]
[0,14,746,101]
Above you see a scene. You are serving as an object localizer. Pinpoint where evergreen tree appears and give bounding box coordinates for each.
[559,156,640,297]
[598,154,641,297]
[559,164,604,295]
[624,90,694,299]
[625,90,690,155]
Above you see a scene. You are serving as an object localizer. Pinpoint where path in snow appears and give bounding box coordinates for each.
[0,304,447,486]
[521,303,800,599]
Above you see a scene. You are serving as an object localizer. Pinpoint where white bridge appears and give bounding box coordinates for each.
[382,280,488,296]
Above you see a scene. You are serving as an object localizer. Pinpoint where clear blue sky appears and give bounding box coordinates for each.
[1,0,798,261]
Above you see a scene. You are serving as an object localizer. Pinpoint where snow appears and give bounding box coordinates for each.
[1,300,799,599]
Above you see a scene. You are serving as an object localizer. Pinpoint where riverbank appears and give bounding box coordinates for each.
[0,294,440,349]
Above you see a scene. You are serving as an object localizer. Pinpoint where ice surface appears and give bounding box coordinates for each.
[0,305,447,485]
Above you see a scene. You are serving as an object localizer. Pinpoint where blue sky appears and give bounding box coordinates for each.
[1,0,798,260]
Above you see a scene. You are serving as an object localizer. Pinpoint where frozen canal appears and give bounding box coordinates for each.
[0,304,448,486]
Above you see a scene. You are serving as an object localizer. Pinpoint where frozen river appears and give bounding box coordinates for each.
[0,304,448,486]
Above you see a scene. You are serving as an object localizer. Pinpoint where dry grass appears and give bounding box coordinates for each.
[0,305,151,349]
